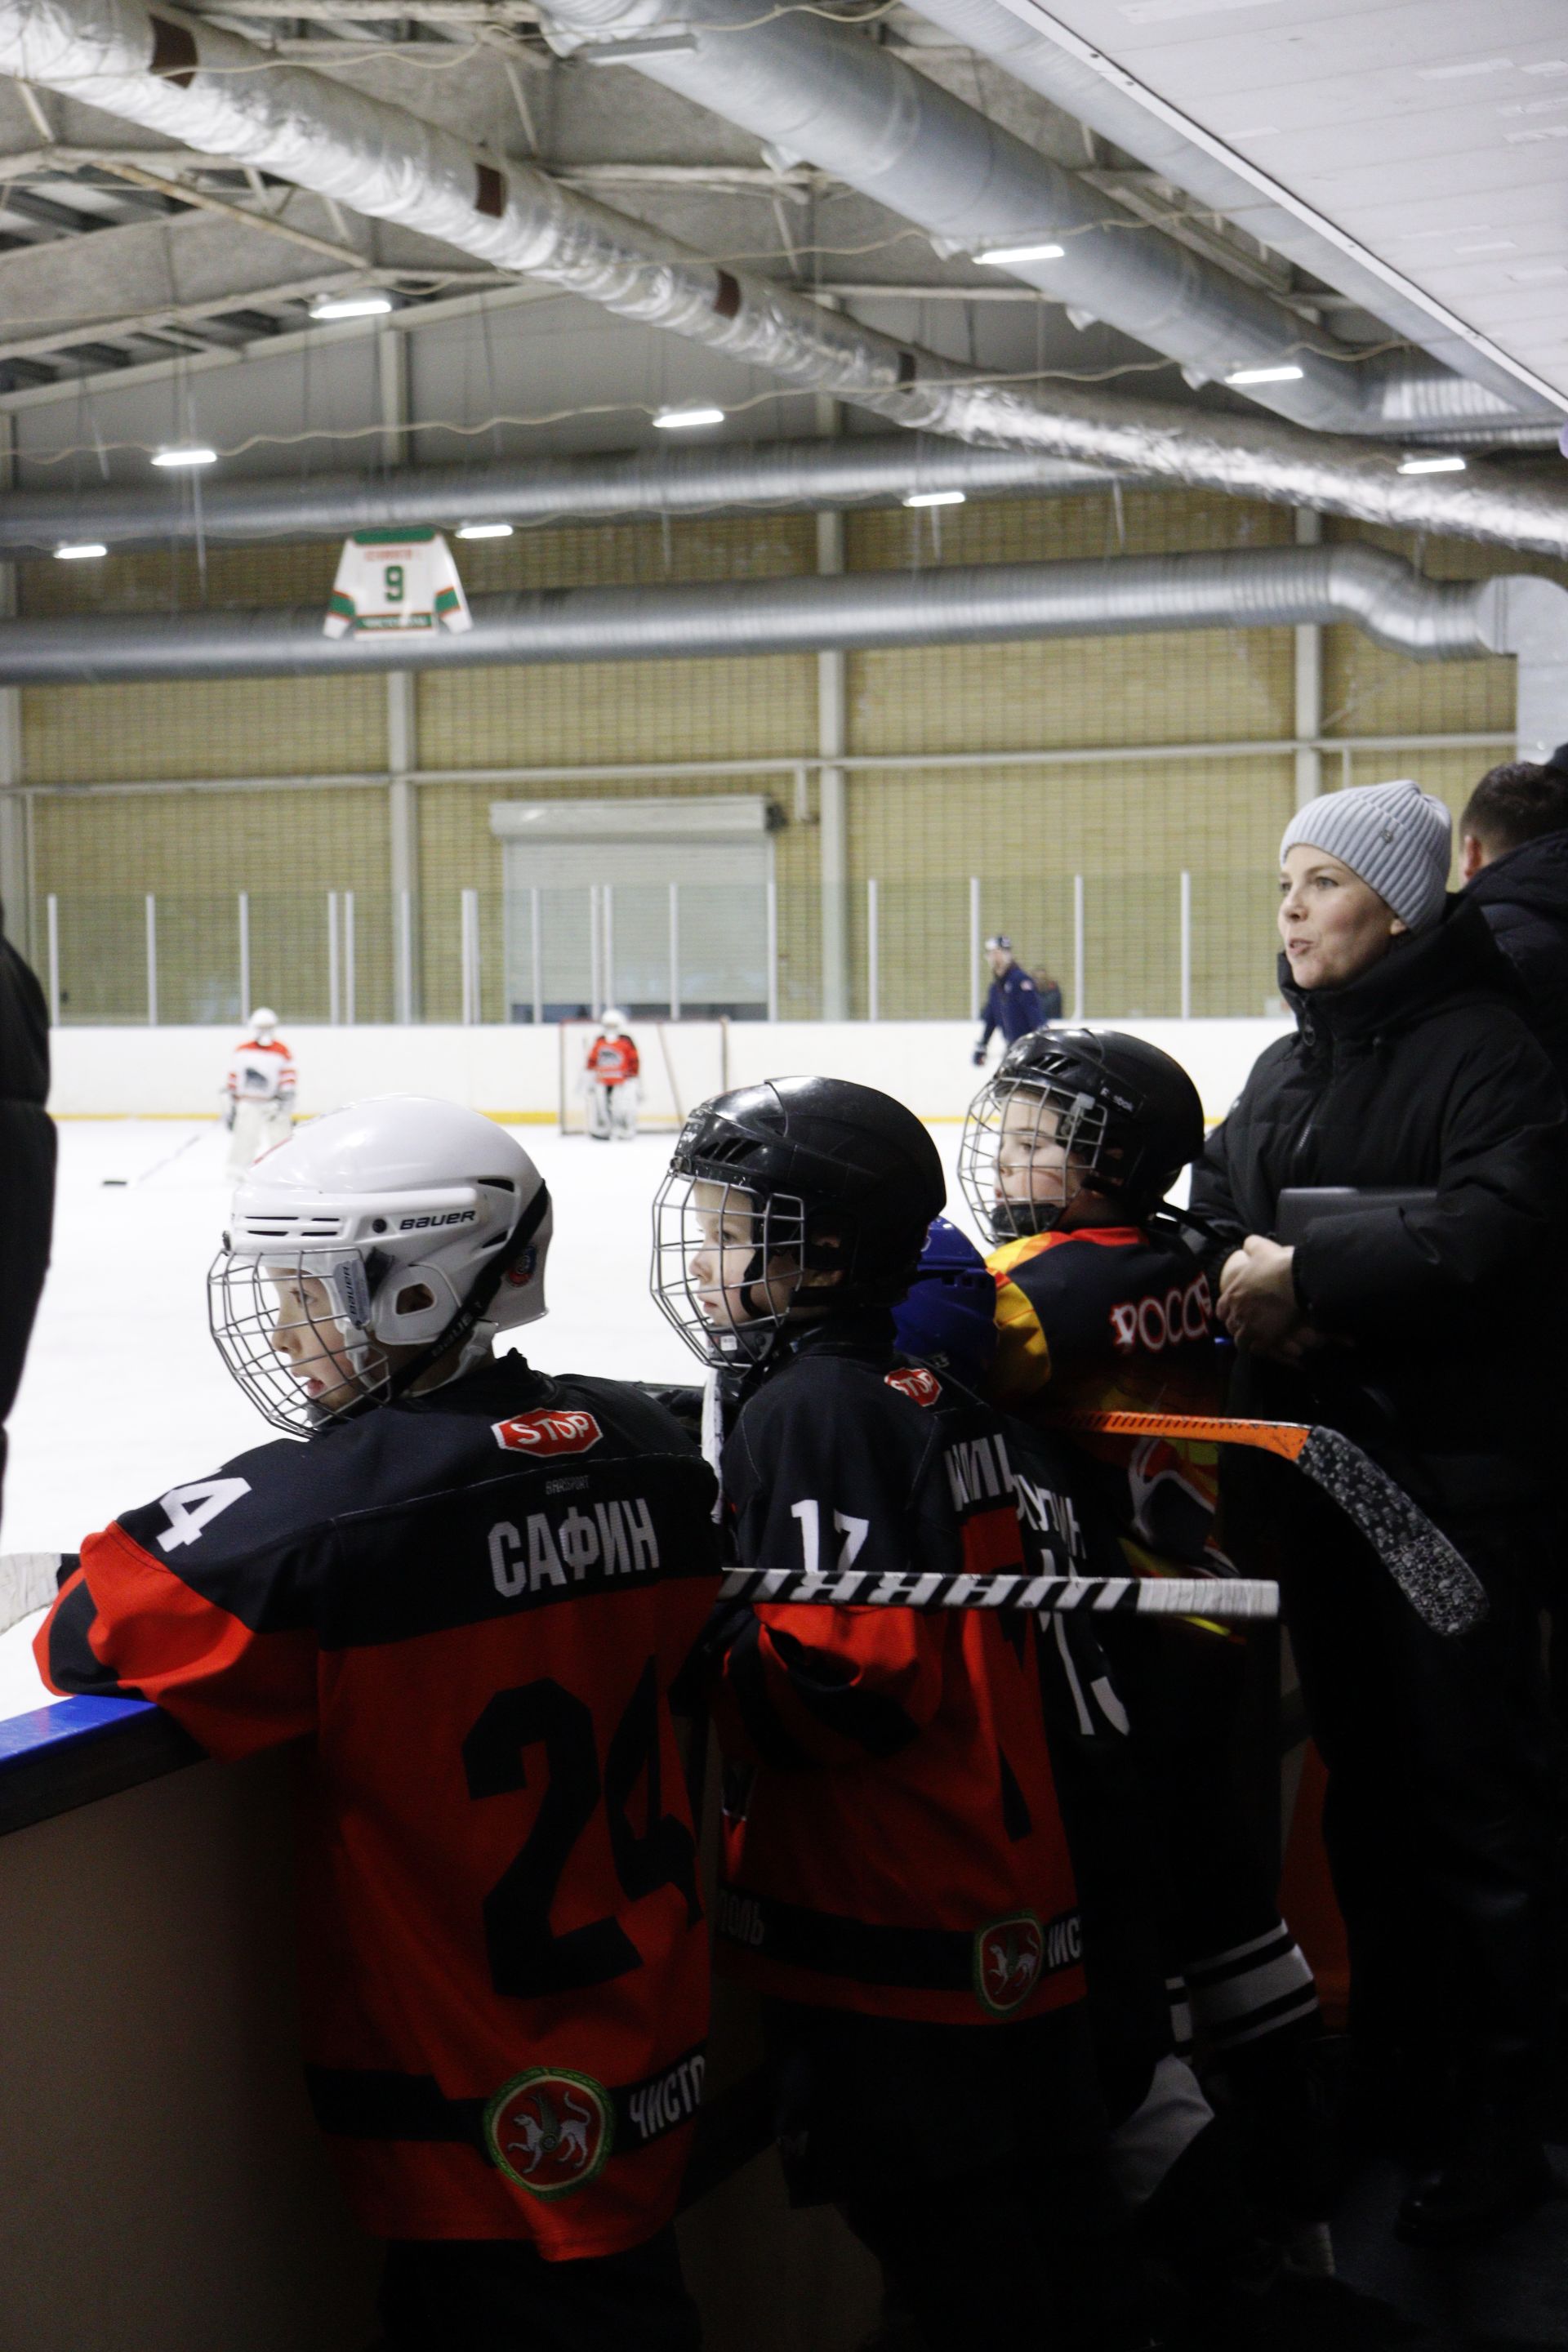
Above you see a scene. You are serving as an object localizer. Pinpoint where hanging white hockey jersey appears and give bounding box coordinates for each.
[323,529,472,639]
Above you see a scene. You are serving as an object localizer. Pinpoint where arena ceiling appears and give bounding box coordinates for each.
[0,2,1560,494]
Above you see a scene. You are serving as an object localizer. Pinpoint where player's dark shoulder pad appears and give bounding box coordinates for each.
[114,1360,712,1592]
[548,1370,706,1462]
[734,1342,948,1477]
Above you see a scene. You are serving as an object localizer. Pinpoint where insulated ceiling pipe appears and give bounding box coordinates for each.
[535,0,1532,436]
[0,543,1557,686]
[906,0,1555,429]
[6,2,1568,556]
[0,436,1121,553]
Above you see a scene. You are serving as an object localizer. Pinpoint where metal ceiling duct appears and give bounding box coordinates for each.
[906,0,1553,430]
[535,0,1532,437]
[0,543,1556,685]
[0,436,1120,552]
[5,2,1568,557]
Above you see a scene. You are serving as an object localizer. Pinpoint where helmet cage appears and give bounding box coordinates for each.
[208,1242,392,1436]
[651,1167,813,1366]
[959,1073,1114,1243]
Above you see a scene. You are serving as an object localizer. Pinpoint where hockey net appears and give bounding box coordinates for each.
[557,1018,730,1137]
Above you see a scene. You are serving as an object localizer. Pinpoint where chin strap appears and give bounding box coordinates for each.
[381,1181,553,1405]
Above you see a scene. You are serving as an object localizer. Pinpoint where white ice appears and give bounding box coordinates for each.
[0,1115,972,1723]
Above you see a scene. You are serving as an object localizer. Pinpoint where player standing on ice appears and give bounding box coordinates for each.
[222,1007,296,1173]
[960,1031,1330,2243]
[652,1077,1157,2352]
[584,1009,640,1143]
[34,1096,716,2351]
[973,934,1044,1067]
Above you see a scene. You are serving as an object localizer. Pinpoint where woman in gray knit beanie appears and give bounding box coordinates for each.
[1276,777,1451,989]
[1188,774,1566,2246]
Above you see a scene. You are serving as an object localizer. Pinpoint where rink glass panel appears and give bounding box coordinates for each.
[502,883,769,1022]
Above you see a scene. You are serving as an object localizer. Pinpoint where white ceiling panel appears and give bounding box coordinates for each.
[1009,2,1568,400]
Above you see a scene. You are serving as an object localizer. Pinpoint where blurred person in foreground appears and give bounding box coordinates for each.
[1190,779,1566,2247]
[0,898,54,1535]
[1459,746,1568,1093]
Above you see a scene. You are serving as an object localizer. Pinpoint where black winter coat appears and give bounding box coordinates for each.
[1463,827,1568,1098]
[1189,897,1568,1509]
[0,909,55,1525]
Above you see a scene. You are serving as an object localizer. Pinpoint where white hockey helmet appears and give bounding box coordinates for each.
[600,1007,626,1035]
[249,1005,280,1039]
[209,1094,551,1435]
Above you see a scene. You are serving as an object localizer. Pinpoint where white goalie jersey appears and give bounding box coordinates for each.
[323,529,473,639]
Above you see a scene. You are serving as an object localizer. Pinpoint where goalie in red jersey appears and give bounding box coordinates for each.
[584,1010,640,1142]
[35,1095,717,2352]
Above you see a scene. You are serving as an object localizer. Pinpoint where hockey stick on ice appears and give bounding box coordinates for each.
[719,1566,1279,1621]
[1042,1410,1486,1638]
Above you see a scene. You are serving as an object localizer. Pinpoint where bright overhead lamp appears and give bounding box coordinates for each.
[1224,363,1304,386]
[456,521,514,540]
[653,403,725,430]
[310,291,394,321]
[151,444,218,469]
[1398,452,1468,475]
[54,541,106,561]
[903,489,966,509]
[975,240,1065,267]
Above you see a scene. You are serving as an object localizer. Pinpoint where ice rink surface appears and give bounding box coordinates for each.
[0,1114,971,1721]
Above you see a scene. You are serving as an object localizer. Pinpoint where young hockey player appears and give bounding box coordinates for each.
[222,1005,296,1173]
[959,1031,1328,2245]
[35,1095,717,2351]
[652,1078,1156,2352]
[584,1009,640,1142]
[890,1223,1414,2352]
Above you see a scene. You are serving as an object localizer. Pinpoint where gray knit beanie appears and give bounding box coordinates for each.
[1279,778,1451,931]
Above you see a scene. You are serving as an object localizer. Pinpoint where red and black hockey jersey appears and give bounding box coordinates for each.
[988,1224,1225,1571]
[711,1320,1084,2029]
[36,1361,718,2258]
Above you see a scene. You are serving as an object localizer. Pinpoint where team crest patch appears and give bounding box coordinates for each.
[974,1913,1045,2016]
[884,1366,941,1407]
[492,1408,604,1456]
[484,2067,613,2198]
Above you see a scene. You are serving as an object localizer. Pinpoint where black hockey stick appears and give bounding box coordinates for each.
[718,1566,1279,1621]
[1043,1410,1486,1637]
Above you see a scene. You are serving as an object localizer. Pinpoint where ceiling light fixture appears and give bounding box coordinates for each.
[456,522,514,540]
[653,404,725,430]
[151,446,218,469]
[975,240,1066,267]
[54,541,106,561]
[1397,453,1468,475]
[902,489,966,509]
[1224,363,1304,386]
[310,292,394,321]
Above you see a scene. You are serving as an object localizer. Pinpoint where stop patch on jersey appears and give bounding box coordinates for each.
[492,1409,604,1457]
[484,2067,613,2198]
[884,1367,941,1407]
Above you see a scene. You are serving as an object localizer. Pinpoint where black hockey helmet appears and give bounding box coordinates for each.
[651,1076,946,1363]
[959,1027,1205,1243]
